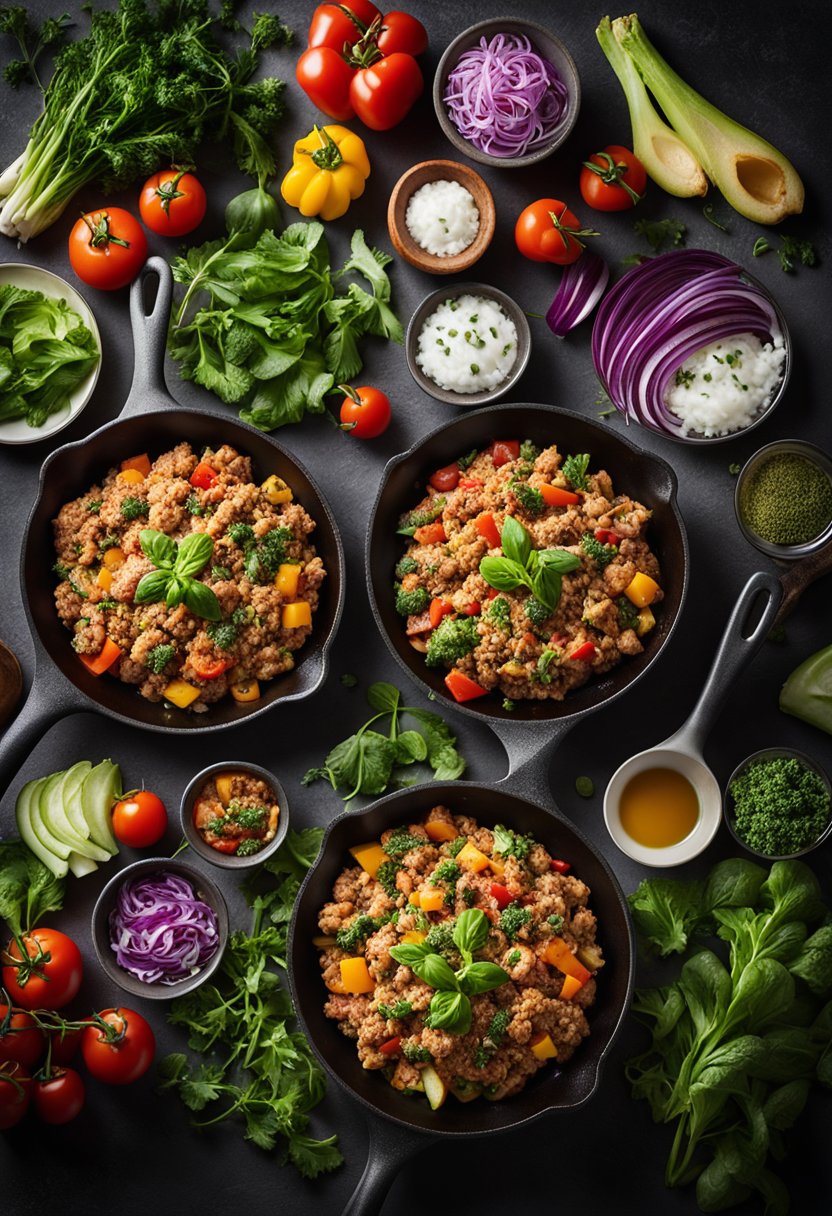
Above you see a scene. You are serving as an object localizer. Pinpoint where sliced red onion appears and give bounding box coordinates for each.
[592,250,782,437]
[444,33,568,158]
[546,253,610,337]
[110,871,219,985]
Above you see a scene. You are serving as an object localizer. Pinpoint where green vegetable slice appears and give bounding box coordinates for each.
[15,777,67,878]
[80,760,121,855]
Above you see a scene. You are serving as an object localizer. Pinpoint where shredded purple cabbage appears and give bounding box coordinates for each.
[110,871,220,985]
[444,33,568,158]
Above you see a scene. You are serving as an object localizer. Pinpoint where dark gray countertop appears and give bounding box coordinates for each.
[1,1,830,1213]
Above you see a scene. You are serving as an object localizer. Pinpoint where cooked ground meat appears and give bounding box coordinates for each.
[317,807,603,1108]
[52,443,325,712]
[394,441,663,703]
[193,771,279,857]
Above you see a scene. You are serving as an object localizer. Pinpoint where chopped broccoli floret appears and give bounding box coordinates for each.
[257,527,293,577]
[425,920,458,959]
[228,522,256,549]
[433,860,461,885]
[485,596,511,633]
[618,597,640,630]
[120,497,149,520]
[425,615,479,668]
[98,534,121,552]
[402,1043,432,1063]
[562,453,591,490]
[384,829,424,858]
[377,999,413,1020]
[395,555,419,579]
[474,1007,512,1066]
[375,860,400,899]
[397,497,446,537]
[581,532,617,568]
[145,643,175,674]
[394,584,430,617]
[499,902,532,942]
[207,606,247,651]
[336,913,384,951]
[519,439,540,462]
[524,597,550,628]
[235,838,264,857]
[493,824,536,862]
[447,836,467,858]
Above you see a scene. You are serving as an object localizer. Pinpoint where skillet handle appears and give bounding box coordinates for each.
[120,256,173,419]
[0,677,82,800]
[773,538,832,628]
[488,717,571,804]
[342,1118,429,1216]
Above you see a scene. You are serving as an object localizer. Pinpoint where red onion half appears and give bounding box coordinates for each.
[546,253,610,338]
[110,871,220,985]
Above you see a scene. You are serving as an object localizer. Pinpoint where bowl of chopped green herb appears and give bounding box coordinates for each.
[735,440,832,559]
[181,760,289,870]
[723,746,832,860]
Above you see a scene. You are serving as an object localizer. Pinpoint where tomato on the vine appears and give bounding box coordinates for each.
[111,790,168,848]
[0,1004,43,1069]
[0,1061,31,1130]
[349,53,423,131]
[2,929,83,1011]
[514,199,599,266]
[81,1008,155,1085]
[339,385,391,439]
[49,1026,83,1066]
[376,11,428,57]
[139,167,207,237]
[68,208,147,291]
[307,0,380,49]
[579,145,646,211]
[33,1067,85,1125]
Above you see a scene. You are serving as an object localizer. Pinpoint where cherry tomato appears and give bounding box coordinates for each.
[490,440,520,467]
[579,145,646,212]
[111,790,168,848]
[0,1004,43,1069]
[49,1027,83,1066]
[0,1061,31,1130]
[139,167,207,237]
[33,1067,85,1125]
[68,208,148,291]
[349,53,423,131]
[2,930,83,1011]
[307,0,380,50]
[81,1009,155,1086]
[429,463,460,492]
[514,199,599,266]
[339,385,391,438]
[377,11,428,57]
[296,46,357,121]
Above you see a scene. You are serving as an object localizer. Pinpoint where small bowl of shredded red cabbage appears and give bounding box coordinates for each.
[92,859,228,999]
[434,19,580,168]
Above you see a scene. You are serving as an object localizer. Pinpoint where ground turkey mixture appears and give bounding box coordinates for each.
[318,806,603,1106]
[53,442,325,712]
[193,770,279,857]
[393,439,663,704]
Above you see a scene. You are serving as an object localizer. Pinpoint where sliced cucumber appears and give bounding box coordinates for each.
[68,852,99,877]
[29,770,73,861]
[422,1065,447,1111]
[40,768,109,861]
[63,760,93,840]
[81,760,121,855]
[15,778,68,878]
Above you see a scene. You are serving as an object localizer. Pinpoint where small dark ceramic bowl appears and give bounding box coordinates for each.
[405,282,531,406]
[723,746,832,860]
[735,440,832,560]
[180,760,289,870]
[91,857,229,1000]
[433,18,580,170]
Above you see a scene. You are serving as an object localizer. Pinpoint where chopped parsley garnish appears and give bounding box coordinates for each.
[384,830,424,859]
[485,596,511,633]
[207,606,247,651]
[462,887,477,907]
[447,836,467,858]
[235,838,264,857]
[98,534,121,552]
[377,999,413,1021]
[375,861,400,899]
[396,497,446,537]
[519,439,540,462]
[433,860,461,885]
[457,448,477,470]
[492,823,536,862]
[86,499,102,514]
[186,493,205,516]
[618,597,640,630]
[335,913,386,951]
[562,453,591,491]
[512,481,545,515]
[581,533,617,568]
[502,698,516,712]
[145,643,175,674]
[211,565,231,582]
[473,1008,511,1067]
[532,649,558,684]
[525,596,550,628]
[120,497,149,520]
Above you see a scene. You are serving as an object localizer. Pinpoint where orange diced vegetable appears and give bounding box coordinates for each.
[312,935,337,948]
[559,975,583,1000]
[275,563,301,598]
[78,637,122,676]
[486,853,505,877]
[541,937,592,985]
[413,521,446,545]
[349,842,389,879]
[121,453,151,476]
[339,957,374,994]
[96,567,112,591]
[261,474,293,504]
[117,467,145,485]
[190,461,219,490]
[215,773,235,805]
[457,841,490,873]
[400,931,427,945]
[282,601,312,629]
[162,678,201,709]
[475,512,501,549]
[530,1032,558,1061]
[424,818,458,843]
[429,597,452,629]
[408,891,421,908]
[419,889,445,913]
[624,572,660,608]
[229,679,260,703]
[444,670,488,703]
[539,484,579,507]
[102,547,125,571]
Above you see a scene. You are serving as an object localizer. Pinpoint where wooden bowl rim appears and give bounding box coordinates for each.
[387,159,496,275]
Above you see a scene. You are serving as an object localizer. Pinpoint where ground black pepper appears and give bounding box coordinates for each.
[740,452,832,544]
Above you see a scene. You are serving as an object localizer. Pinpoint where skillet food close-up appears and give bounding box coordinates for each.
[0,2,830,1216]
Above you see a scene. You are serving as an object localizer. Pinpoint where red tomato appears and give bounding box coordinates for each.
[514,199,598,266]
[2,930,83,1011]
[550,859,572,874]
[349,53,423,131]
[33,1067,85,1125]
[490,440,520,467]
[139,167,207,237]
[0,1061,31,1130]
[377,11,428,56]
[307,0,380,49]
[49,1027,83,1066]
[429,463,460,492]
[189,461,218,489]
[190,655,231,681]
[0,1005,43,1069]
[296,46,357,120]
[490,883,513,910]
[81,1009,155,1086]
[111,790,168,848]
[68,208,147,291]
[579,146,646,211]
[339,385,391,438]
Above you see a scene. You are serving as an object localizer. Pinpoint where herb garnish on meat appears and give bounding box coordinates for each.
[134,529,221,621]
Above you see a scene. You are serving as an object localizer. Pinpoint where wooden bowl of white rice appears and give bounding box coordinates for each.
[388,160,496,275]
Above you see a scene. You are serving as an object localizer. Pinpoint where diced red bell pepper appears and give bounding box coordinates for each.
[429,597,453,629]
[490,883,513,910]
[429,463,460,492]
[485,588,499,601]
[549,632,568,649]
[475,512,501,549]
[540,484,580,507]
[413,521,446,545]
[568,641,597,663]
[459,477,483,489]
[445,670,489,703]
[550,859,571,875]
[379,1036,402,1056]
[594,529,618,546]
[190,461,219,489]
[490,440,520,467]
[463,602,481,616]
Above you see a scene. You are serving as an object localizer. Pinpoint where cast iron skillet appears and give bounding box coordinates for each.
[289,781,634,1216]
[0,259,344,794]
[366,404,688,797]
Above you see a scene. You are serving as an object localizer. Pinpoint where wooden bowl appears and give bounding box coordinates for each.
[387,160,496,275]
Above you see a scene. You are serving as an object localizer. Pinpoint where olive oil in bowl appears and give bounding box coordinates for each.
[618,767,700,848]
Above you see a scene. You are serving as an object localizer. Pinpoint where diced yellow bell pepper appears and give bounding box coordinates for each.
[424,818,458,843]
[624,572,660,608]
[487,854,505,878]
[121,453,151,476]
[419,889,445,913]
[117,467,145,485]
[261,474,293,505]
[349,841,389,879]
[400,931,427,945]
[163,679,201,709]
[281,125,370,222]
[215,772,235,805]
[636,606,656,637]
[230,679,260,703]
[102,547,125,571]
[408,891,421,908]
[457,841,490,873]
[96,567,112,591]
[282,601,312,629]
[541,937,592,984]
[499,660,527,679]
[275,563,301,598]
[530,1032,558,1061]
[312,935,337,948]
[339,957,374,994]
[559,975,583,1000]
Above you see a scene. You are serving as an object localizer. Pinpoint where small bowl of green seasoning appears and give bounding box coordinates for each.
[724,746,832,860]
[735,440,832,559]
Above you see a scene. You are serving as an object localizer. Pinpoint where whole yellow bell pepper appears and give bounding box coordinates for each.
[280,125,370,222]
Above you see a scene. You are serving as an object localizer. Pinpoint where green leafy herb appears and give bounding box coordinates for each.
[633,217,687,252]
[457,448,477,470]
[145,643,175,674]
[340,673,358,688]
[335,913,388,952]
[547,914,564,931]
[505,949,521,968]
[519,439,540,462]
[120,496,149,520]
[207,606,247,651]
[473,1008,511,1067]
[0,840,65,937]
[480,516,580,614]
[377,999,413,1021]
[234,838,264,857]
[562,453,591,490]
[492,823,536,862]
[498,901,532,942]
[752,233,817,273]
[512,481,545,515]
[394,556,419,579]
[502,698,516,712]
[134,529,220,621]
[86,499,102,514]
[0,6,71,89]
[617,596,640,631]
[728,756,830,857]
[581,532,618,568]
[485,595,511,633]
[402,1042,432,1063]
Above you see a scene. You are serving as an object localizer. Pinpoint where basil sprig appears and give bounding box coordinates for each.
[134,529,221,621]
[389,908,509,1036]
[479,516,580,613]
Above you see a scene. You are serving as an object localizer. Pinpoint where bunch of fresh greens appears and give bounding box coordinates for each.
[0,0,292,241]
[302,681,465,802]
[159,828,342,1179]
[389,909,509,1036]
[134,529,220,621]
[168,205,402,430]
[0,841,65,936]
[0,6,71,89]
[0,284,99,428]
[627,857,832,1214]
[479,516,581,614]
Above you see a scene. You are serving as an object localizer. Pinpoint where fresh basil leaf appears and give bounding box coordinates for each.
[367,682,401,714]
[405,709,466,781]
[537,549,582,573]
[394,730,428,765]
[175,531,215,578]
[479,556,528,593]
[412,953,460,991]
[453,908,490,963]
[139,529,176,570]
[500,515,531,566]
[134,569,172,604]
[390,942,432,967]
[425,990,471,1036]
[183,580,222,621]
[532,565,561,613]
[165,576,186,608]
[457,961,510,996]
[353,732,398,797]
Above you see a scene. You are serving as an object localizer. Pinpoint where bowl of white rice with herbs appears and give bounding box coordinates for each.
[406,284,531,405]
[388,160,496,275]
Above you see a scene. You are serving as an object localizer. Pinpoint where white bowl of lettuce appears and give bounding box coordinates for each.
[0,263,101,445]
